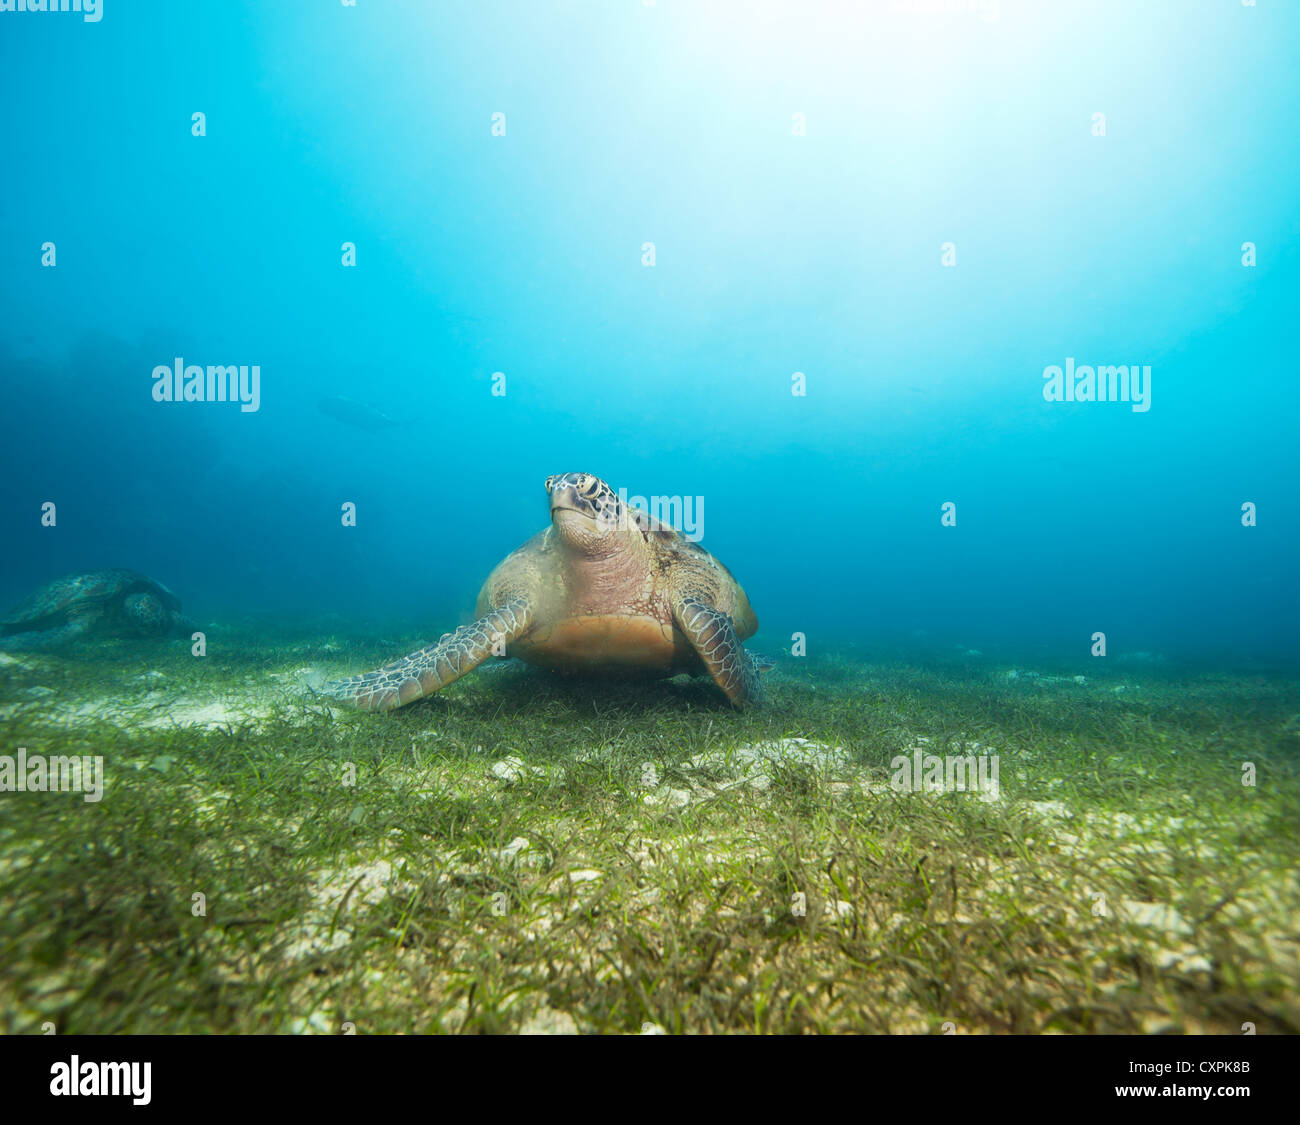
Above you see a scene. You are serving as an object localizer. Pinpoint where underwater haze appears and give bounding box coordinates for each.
[1,0,1298,663]
[2,1,1300,1048]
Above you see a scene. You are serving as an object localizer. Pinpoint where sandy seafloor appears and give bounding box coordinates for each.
[1,629,1296,1035]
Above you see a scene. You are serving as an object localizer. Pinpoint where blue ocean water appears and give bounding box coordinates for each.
[1,0,1297,666]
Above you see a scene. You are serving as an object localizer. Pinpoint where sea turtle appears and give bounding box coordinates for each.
[325,472,767,710]
[0,569,195,652]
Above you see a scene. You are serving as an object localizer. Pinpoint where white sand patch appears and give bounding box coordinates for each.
[886,738,1002,802]
[489,837,531,863]
[490,757,526,782]
[715,737,852,771]
[287,1011,335,1035]
[643,786,693,809]
[519,1006,579,1035]
[1004,669,1094,687]
[1118,900,1192,935]
[824,899,854,922]
[281,857,410,961]
[489,756,555,784]
[645,736,1006,806]
[1154,948,1212,975]
[24,699,139,727]
[638,739,852,809]
[8,691,279,732]
[271,666,329,692]
[684,737,852,793]
[1083,811,1185,837]
[137,700,276,730]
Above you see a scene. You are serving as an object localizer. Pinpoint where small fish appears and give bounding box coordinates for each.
[317,395,401,432]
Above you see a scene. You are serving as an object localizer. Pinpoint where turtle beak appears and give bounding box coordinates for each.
[546,474,581,516]
[549,492,582,519]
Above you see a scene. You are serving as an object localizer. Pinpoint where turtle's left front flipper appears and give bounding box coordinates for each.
[0,615,95,653]
[323,598,533,711]
[673,594,767,709]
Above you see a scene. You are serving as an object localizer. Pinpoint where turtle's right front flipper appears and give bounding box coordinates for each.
[323,599,533,711]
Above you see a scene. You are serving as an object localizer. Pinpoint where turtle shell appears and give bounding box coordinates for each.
[2,569,178,632]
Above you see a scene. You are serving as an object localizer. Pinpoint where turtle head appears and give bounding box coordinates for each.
[123,592,195,638]
[545,472,626,553]
[122,592,169,636]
